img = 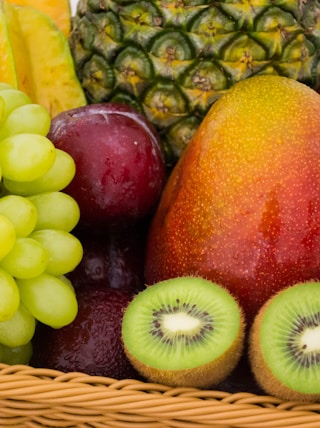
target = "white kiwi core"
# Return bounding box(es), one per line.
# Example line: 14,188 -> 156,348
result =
300,325 -> 320,353
163,312 -> 200,332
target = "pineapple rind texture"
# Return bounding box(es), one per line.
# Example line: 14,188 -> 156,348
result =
70,0 -> 320,165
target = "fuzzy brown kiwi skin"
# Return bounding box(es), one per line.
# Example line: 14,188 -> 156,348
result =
123,308 -> 246,389
249,290 -> 320,403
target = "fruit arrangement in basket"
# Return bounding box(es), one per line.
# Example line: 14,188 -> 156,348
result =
1,1 -> 320,425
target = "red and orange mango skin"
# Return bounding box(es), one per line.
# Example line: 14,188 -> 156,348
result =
145,75 -> 320,326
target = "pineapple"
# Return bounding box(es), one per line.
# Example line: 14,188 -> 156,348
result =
70,0 -> 320,166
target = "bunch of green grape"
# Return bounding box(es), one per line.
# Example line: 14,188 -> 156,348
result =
0,83 -> 83,365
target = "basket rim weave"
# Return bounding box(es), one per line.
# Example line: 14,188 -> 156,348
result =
0,362 -> 320,427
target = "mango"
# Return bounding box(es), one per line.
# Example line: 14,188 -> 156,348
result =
145,75 -> 320,326
0,0 -> 86,117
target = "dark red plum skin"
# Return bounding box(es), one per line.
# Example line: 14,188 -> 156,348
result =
67,224 -> 147,293
48,103 -> 166,228
31,286 -> 139,380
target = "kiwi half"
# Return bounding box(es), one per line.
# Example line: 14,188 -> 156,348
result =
121,276 -> 245,388
249,281 -> 320,402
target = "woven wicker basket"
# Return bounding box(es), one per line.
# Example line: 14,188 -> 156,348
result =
1,362 -> 320,428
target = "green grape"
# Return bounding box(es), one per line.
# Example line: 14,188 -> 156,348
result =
1,341 -> 33,365
0,83 -> 13,91
0,89 -> 31,118
0,133 -> 56,182
30,229 -> 83,276
0,194 -> 37,237
0,303 -> 35,347
58,274 -> 76,294
17,273 -> 78,328
0,237 -> 49,279
0,267 -> 19,321
0,96 -> 5,127
3,149 -> 76,195
28,191 -> 80,232
0,104 -> 51,141
0,214 -> 16,260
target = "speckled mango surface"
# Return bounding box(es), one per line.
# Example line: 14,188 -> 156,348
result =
145,75 -> 320,325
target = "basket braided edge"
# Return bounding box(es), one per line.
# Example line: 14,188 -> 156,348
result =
0,363 -> 320,428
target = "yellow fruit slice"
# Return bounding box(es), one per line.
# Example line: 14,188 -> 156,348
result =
6,0 -> 71,37
4,1 -> 86,117
0,0 -> 17,88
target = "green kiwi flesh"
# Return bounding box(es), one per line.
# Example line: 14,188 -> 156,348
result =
249,281 -> 320,402
121,276 -> 245,388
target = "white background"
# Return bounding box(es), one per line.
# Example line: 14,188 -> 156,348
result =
70,0 -> 78,15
